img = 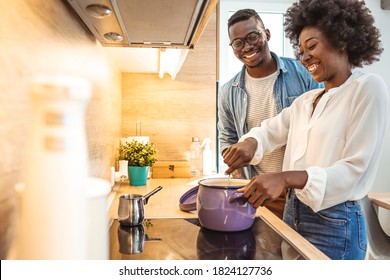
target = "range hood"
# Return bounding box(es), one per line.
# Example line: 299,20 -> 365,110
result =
66,0 -> 218,49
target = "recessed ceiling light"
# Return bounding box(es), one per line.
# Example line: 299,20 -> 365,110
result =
104,32 -> 123,42
86,4 -> 112,18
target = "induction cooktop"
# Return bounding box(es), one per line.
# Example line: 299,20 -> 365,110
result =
109,217 -> 304,260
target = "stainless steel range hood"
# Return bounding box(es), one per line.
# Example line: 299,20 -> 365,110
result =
66,0 -> 217,48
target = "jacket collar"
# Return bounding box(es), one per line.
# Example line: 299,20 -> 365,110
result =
234,51 -> 285,88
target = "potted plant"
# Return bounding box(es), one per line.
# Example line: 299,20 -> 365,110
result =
117,139 -> 158,186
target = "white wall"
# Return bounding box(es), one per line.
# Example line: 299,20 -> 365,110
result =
364,0 -> 390,235
364,1 -> 390,192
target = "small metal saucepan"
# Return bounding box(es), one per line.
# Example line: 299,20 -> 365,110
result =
118,186 -> 163,226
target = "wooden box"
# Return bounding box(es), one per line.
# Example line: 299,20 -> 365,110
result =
152,161 -> 190,178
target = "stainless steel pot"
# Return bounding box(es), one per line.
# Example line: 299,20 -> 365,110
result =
118,186 -> 163,226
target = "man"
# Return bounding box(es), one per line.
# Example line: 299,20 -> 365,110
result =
218,9 -> 322,219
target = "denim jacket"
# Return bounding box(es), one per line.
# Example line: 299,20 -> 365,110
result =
218,52 -> 323,179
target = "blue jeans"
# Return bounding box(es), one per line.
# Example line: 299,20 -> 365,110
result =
283,190 -> 367,260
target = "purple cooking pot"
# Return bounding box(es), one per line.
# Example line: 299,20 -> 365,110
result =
197,178 -> 256,232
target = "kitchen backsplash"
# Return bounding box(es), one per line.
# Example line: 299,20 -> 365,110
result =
121,12 -> 217,164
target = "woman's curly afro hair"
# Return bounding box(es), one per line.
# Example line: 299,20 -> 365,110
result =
284,0 -> 383,68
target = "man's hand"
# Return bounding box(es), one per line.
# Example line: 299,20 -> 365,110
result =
222,137 -> 258,174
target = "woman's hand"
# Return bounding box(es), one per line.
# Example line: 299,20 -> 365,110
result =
223,137 -> 258,174
237,173 -> 286,208
237,171 -> 308,208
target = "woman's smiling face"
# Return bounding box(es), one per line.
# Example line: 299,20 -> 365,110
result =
299,26 -> 350,89
228,17 -> 270,69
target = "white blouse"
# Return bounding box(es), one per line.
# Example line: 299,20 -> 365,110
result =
242,71 -> 389,212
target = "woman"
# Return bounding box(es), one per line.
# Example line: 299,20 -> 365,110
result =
222,0 -> 388,260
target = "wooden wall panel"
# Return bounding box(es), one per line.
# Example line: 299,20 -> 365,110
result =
122,11 -> 217,169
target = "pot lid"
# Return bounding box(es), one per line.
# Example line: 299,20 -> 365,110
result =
179,178 -> 250,212
198,178 -> 250,189
179,185 -> 198,212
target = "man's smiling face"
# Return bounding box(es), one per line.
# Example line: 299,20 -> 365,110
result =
228,17 -> 270,69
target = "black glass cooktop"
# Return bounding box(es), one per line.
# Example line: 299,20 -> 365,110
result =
109,217 -> 303,260
110,217 -> 299,260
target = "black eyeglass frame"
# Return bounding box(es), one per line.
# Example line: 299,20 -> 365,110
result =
229,30 -> 265,51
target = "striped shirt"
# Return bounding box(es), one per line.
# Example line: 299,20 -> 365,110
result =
245,69 -> 285,175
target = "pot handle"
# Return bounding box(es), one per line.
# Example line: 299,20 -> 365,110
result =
228,192 -> 248,206
143,185 -> 163,205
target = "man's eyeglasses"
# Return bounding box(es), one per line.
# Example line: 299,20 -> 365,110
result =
229,30 -> 264,51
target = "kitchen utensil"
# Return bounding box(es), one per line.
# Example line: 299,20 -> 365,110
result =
118,186 -> 163,226
197,178 -> 256,232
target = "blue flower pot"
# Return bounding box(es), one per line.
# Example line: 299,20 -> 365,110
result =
128,166 -> 149,186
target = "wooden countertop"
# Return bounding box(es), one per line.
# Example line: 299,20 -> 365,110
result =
109,178 -> 329,260
368,192 -> 390,211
